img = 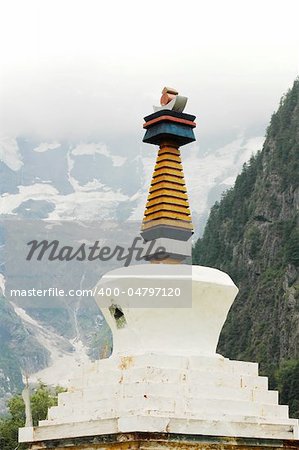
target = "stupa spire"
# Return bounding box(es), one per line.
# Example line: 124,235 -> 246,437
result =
141,87 -> 196,263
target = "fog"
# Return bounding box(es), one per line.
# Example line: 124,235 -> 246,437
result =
0,0 -> 298,143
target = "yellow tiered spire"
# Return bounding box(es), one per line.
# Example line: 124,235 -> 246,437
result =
142,143 -> 193,231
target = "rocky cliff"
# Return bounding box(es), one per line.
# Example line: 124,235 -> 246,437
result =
193,78 -> 299,417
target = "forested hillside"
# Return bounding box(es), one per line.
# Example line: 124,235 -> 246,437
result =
193,79 -> 299,417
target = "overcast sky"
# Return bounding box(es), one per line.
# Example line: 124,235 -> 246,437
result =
0,0 -> 298,144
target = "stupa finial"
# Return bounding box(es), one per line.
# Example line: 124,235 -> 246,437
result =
152,86 -> 188,113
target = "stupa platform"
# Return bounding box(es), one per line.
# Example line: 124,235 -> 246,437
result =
19,266 -> 299,448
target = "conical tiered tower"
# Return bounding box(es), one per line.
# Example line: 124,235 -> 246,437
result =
141,87 -> 196,263
142,143 -> 192,235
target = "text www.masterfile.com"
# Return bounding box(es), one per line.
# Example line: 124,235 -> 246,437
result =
9,287 -> 182,298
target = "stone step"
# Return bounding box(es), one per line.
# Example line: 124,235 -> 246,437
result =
50,394 -> 289,422
59,382 -> 278,408
42,409 -> 298,435
84,354 -> 259,376
35,415 -> 298,441
69,367 -> 268,392
186,397 -> 289,419
187,370 -> 268,390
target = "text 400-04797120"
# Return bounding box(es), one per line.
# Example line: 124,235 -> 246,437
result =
96,287 -> 181,297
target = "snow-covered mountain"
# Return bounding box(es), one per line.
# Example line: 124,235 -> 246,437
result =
0,134 -> 264,231
0,132 -> 264,407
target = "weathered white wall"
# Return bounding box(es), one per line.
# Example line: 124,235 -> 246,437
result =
98,265 -> 238,356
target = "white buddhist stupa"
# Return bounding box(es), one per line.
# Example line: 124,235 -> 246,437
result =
19,88 -> 299,450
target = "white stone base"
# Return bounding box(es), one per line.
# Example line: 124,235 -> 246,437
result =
19,266 -> 299,444
19,352 -> 299,443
